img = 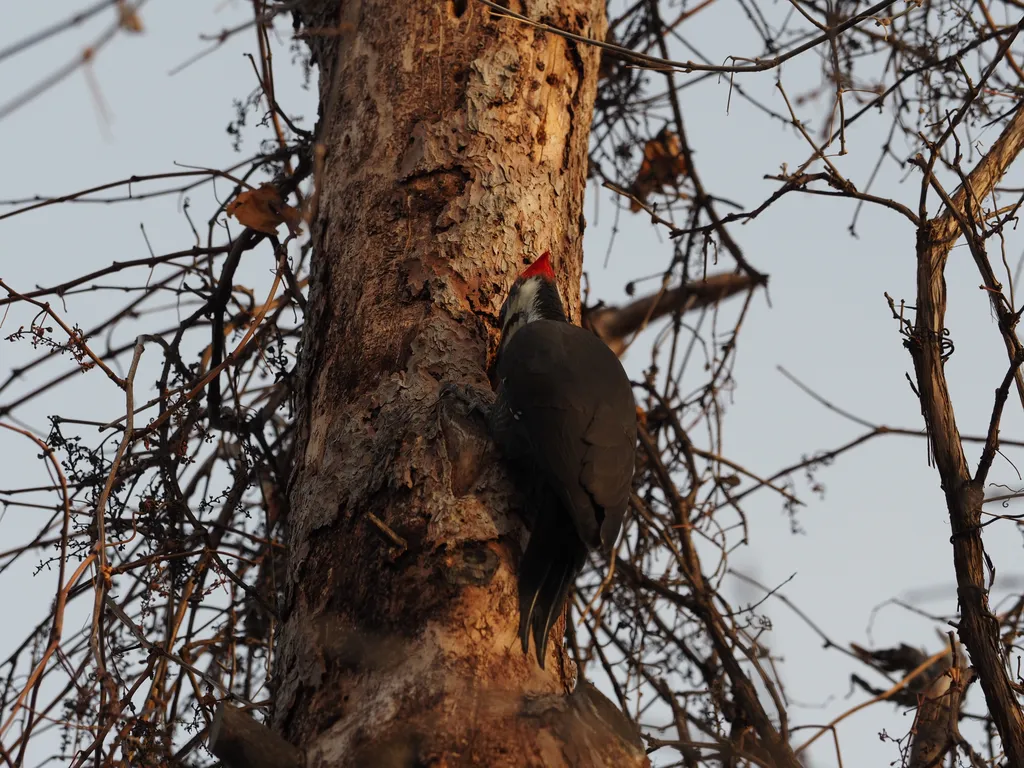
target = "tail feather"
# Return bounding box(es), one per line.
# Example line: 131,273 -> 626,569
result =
517,554 -> 550,655
517,512 -> 587,668
531,558 -> 573,667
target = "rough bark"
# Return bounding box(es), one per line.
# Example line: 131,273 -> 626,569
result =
907,641 -> 968,768
852,640 -> 972,767
908,105 -> 1024,764
275,1 -> 648,766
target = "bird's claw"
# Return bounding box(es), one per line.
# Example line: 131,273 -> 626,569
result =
439,382 -> 493,419
439,381 -> 468,401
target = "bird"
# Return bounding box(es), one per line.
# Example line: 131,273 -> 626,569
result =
478,251 -> 638,667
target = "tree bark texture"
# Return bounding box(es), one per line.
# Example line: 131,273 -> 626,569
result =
276,2 -> 648,766
903,638 -> 969,768
908,105 -> 1024,764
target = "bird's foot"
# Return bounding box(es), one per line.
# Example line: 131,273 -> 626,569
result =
438,382 -> 495,423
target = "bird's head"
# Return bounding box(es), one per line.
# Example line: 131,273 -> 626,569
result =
497,252 -> 567,348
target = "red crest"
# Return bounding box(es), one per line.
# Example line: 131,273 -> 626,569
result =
520,252 -> 555,280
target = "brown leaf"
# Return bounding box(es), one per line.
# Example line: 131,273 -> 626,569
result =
598,28 -> 620,81
629,129 -> 687,212
117,1 -> 144,33
635,406 -> 648,427
226,184 -> 303,236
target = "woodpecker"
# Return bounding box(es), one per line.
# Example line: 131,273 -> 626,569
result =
471,252 -> 638,667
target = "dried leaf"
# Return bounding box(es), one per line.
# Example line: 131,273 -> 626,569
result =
597,28 -> 619,81
629,129 -> 687,212
226,184 -> 303,236
720,474 -> 741,488
117,1 -> 144,33
635,406 -> 647,427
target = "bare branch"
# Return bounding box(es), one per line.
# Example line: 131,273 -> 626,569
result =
584,272 -> 760,355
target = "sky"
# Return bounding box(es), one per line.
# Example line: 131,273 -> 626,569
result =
2,1 -> 1023,766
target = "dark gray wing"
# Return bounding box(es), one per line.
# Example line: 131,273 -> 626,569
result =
495,320 -> 637,550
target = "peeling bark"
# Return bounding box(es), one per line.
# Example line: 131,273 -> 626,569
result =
276,1 -> 648,765
908,105 -> 1024,765
907,643 -> 969,768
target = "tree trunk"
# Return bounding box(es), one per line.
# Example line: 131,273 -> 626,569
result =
274,1 -> 648,765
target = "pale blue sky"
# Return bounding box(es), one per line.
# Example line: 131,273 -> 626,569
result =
2,2 -> 1022,766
